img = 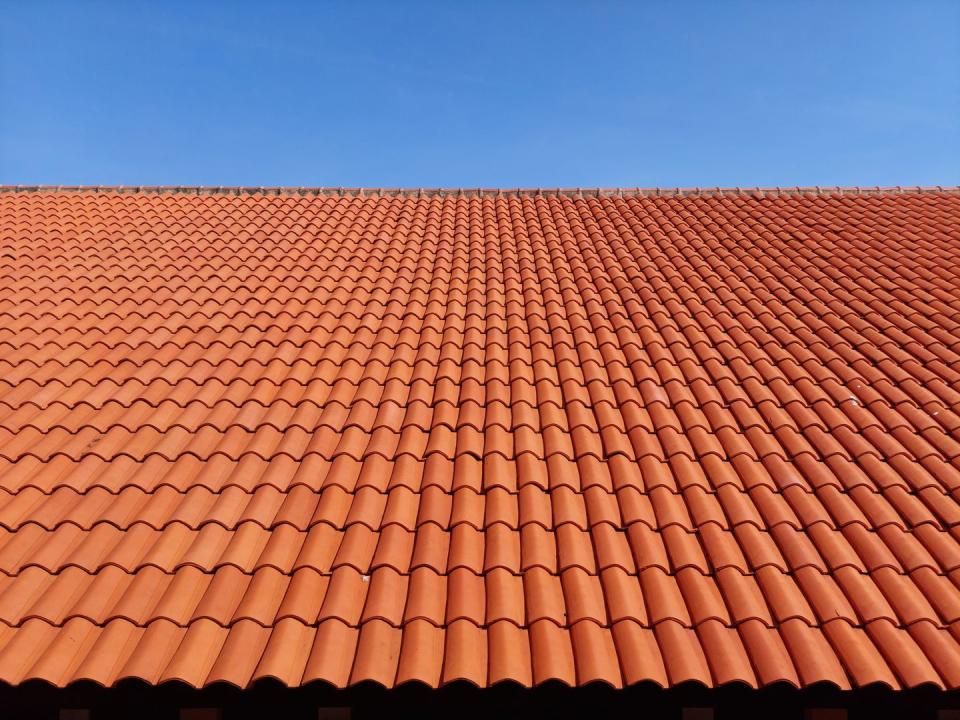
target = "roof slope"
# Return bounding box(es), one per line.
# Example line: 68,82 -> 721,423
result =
0,188 -> 959,690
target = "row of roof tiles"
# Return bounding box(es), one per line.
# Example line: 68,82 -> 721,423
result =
0,277 -> 954,320
0,424 -> 960,472
0,405 -> 953,468
2,615 -> 958,690
2,397 -> 956,444
0,183 -> 684,195
0,338 -> 956,382
0,294 -> 952,347
0,453 -> 956,503
0,337 -> 950,388
1,564 -> 958,630
0,345 -> 952,414
1,520 -> 957,576
0,483 -> 956,532
0,382 -> 955,445
0,343 -> 954,410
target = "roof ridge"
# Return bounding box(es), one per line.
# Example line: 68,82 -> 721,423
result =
1,185 -> 959,197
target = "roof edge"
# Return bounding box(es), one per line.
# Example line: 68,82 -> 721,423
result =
1,185 -> 958,198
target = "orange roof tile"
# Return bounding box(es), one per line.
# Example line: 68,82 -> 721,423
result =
0,186 -> 959,690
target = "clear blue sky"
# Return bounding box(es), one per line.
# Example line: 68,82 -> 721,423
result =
2,1 -> 958,187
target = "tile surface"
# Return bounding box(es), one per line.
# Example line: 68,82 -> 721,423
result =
0,187 -> 959,689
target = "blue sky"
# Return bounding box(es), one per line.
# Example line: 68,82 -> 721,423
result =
1,1 -> 958,187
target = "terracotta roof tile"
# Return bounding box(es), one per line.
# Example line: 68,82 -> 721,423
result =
0,187 -> 958,688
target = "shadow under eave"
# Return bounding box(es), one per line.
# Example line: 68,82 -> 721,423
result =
1,679 -> 959,720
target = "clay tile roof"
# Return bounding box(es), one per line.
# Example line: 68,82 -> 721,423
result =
0,185 -> 959,690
